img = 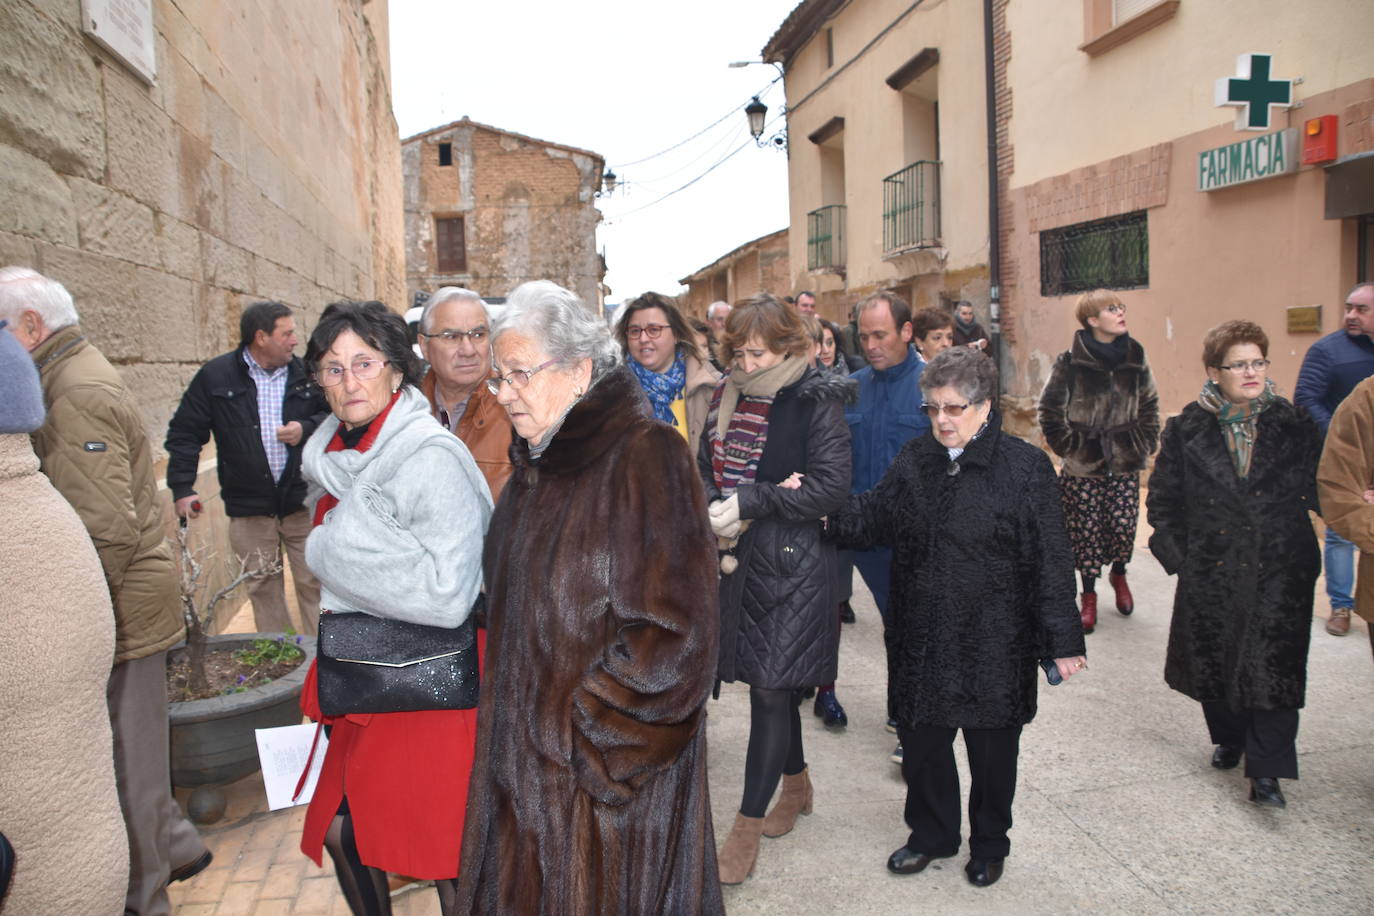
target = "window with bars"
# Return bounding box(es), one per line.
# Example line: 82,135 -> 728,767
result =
1040,210 -> 1148,296
435,217 -> 466,274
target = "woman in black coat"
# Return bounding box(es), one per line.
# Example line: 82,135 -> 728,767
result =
829,347 -> 1086,889
1146,320 -> 1320,809
699,294 -> 852,885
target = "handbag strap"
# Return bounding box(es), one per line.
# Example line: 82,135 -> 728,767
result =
292,721 -> 325,803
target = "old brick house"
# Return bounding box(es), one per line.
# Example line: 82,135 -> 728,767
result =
679,227 -> 790,319
403,118 -> 606,308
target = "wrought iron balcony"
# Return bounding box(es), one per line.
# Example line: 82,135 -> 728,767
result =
882,160 -> 941,253
807,205 -> 847,271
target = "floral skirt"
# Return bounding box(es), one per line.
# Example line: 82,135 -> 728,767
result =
1058,471 -> 1140,577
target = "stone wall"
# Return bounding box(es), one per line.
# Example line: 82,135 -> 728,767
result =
680,228 -> 790,318
0,0 -> 405,446
404,118 -> 604,308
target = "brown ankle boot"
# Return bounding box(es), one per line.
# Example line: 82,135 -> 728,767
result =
717,812 -> 765,884
762,767 -> 814,837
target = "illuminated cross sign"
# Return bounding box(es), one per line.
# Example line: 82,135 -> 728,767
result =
1215,53 -> 1293,131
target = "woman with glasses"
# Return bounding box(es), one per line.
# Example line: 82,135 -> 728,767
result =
297,301 -> 492,915
1147,320 -> 1320,809
457,281 -> 723,914
615,292 -> 721,451
1037,289 -> 1159,633
828,347 -> 1085,888
703,294 -> 852,884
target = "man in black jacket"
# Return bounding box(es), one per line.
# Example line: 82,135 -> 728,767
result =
165,301 -> 328,635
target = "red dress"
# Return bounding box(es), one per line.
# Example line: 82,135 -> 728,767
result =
298,400 -> 481,879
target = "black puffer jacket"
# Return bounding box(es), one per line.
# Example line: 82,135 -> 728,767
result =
828,411 -> 1085,729
1146,398 -> 1320,710
700,368 -> 853,689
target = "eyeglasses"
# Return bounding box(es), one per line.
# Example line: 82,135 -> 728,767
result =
419,326 -> 488,344
1103,304 -> 1125,315
314,359 -> 390,388
627,324 -> 670,340
922,402 -> 972,418
485,358 -> 558,395
1217,359 -> 1271,373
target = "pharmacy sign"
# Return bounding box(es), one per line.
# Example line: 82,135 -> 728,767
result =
1215,54 -> 1293,131
1198,128 -> 1298,192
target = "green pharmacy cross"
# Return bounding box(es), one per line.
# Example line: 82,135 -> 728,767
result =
1215,53 -> 1294,131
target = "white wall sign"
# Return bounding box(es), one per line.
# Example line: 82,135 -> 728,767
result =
1198,128 -> 1298,192
82,0 -> 156,85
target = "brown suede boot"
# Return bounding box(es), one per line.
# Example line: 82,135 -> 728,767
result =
717,812 -> 765,884
762,767 -> 814,837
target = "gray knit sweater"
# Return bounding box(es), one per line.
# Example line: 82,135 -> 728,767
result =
302,387 -> 492,628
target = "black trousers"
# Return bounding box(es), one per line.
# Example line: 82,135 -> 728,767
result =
1201,702 -> 1300,779
897,724 -> 1022,860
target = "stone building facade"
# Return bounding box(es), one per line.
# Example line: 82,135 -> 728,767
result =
0,0 -> 404,445
403,118 -> 605,309
679,228 -> 790,318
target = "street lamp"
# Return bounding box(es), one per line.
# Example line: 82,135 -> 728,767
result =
744,97 -> 768,141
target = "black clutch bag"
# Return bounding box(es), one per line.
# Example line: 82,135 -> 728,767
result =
316,605 -> 479,716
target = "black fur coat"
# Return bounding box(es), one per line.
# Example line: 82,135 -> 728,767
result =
1146,398 -> 1320,710
828,411 -> 1084,729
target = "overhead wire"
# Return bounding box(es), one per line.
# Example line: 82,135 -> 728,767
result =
608,74 -> 782,170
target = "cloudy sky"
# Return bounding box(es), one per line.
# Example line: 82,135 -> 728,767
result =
388,1 -> 800,304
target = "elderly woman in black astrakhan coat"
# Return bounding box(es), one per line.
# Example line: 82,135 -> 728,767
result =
828,347 -> 1085,889
1146,320 -> 1320,809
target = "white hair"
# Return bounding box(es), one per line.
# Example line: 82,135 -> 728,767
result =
0,266 -> 79,331
493,281 -> 620,382
707,300 -> 731,320
420,286 -> 487,332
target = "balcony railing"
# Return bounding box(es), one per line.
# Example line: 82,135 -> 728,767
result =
882,160 -> 941,253
807,205 -> 847,271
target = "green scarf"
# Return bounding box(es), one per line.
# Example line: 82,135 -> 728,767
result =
1196,378 -> 1276,479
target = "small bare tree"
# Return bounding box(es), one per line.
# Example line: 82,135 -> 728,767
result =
176,522 -> 283,696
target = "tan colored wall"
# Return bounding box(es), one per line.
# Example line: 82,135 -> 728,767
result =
0,0 -> 405,447
404,121 -> 603,308
781,0 -> 990,305
681,230 -> 791,318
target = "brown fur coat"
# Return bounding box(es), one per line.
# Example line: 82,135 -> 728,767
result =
456,366 -> 723,914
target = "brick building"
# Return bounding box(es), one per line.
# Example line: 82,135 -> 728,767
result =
403,118 -> 606,309
678,227 -> 790,318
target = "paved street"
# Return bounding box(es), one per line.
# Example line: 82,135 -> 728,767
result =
171,541 -> 1374,915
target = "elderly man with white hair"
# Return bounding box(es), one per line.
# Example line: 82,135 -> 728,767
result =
416,286 -> 514,500
0,266 -> 211,914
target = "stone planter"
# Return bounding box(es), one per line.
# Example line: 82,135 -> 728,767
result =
167,632 -> 315,821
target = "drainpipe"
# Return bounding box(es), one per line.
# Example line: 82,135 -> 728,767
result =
982,0 -> 1002,393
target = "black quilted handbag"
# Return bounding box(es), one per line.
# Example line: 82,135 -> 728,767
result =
316,601 -> 480,716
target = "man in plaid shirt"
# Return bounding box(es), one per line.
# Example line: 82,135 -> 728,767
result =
166,301 -> 329,634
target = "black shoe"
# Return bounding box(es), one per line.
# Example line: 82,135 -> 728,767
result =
801,686 -> 816,699
813,691 -> 848,729
169,850 -> 213,884
1249,777 -> 1286,808
887,846 -> 955,875
839,600 -> 856,624
1211,744 -> 1242,770
965,857 -> 1004,887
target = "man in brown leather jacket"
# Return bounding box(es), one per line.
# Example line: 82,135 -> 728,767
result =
417,287 -> 514,502
0,266 -> 211,914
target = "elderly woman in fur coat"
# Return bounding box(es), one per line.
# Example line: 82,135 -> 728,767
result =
457,282 -> 722,915
1147,320 -> 1320,809
1038,289 -> 1159,633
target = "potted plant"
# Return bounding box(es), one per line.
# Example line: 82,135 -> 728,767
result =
167,522 -> 316,823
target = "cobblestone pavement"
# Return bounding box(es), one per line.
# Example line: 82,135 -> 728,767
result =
172,543 -> 1374,914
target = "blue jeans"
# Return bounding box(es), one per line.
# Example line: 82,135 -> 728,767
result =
1325,527 -> 1355,610
852,547 -> 892,624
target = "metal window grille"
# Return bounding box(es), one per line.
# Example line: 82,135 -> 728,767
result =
807,205 -> 847,271
1040,210 -> 1148,297
883,160 -> 941,253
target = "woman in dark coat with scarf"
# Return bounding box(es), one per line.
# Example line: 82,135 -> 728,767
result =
829,347 -> 1086,888
1146,320 -> 1320,809
457,281 -> 722,915
1038,289 -> 1159,633
700,294 -> 852,885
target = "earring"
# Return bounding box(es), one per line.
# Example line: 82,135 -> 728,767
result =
573,386 -> 584,400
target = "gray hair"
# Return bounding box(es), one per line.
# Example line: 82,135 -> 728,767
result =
0,266 -> 79,332
420,286 -> 487,332
919,346 -> 998,404
493,281 -> 620,382
707,300 -> 730,320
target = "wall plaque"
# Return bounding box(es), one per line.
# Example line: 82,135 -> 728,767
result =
1286,305 -> 1322,334
82,0 -> 156,85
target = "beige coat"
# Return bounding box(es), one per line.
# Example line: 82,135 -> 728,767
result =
30,326 -> 183,662
0,434 -> 128,914
683,352 -> 722,456
1317,374 -> 1374,622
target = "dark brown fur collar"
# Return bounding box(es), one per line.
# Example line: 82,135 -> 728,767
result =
509,365 -> 649,478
